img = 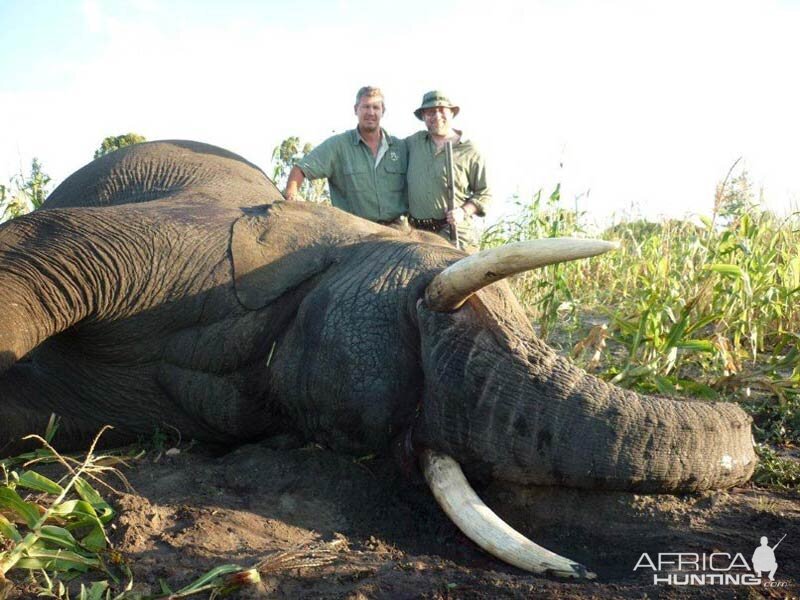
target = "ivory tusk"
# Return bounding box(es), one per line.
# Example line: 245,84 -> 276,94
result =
421,449 -> 596,579
425,238 -> 619,312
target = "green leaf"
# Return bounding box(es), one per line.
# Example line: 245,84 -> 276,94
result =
158,578 -> 174,594
38,525 -> 80,549
51,500 -> 108,541
0,487 -> 41,528
16,470 -> 64,495
49,501 -> 108,551
74,477 -> 115,522
676,340 -> 715,352
171,563 -> 245,595
80,523 -> 108,552
684,313 -> 722,336
83,581 -> 110,600
706,263 -> 745,278
663,313 -> 690,351
0,514 -> 21,542
51,499 -> 99,521
15,548 -> 100,572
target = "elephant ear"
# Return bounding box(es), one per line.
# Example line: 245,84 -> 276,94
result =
231,202 -> 384,309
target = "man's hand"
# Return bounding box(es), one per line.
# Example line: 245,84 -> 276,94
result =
446,201 -> 476,225
283,166 -> 306,201
446,207 -> 465,225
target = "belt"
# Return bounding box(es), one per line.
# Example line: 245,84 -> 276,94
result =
377,215 -> 406,226
409,216 -> 448,232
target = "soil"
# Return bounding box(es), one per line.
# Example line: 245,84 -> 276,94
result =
10,440 -> 799,599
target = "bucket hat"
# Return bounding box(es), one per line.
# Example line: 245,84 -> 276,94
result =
413,90 -> 460,120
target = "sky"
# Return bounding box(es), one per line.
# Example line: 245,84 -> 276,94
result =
1,0 -> 799,226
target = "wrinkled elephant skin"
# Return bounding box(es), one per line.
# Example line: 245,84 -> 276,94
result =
0,141 -> 756,577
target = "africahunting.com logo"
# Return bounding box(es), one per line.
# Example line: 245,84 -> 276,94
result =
633,535 -> 789,587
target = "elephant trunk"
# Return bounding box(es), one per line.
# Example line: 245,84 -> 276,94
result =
0,211 -> 118,372
0,278 -> 51,373
415,314 -> 756,493
0,224 -> 70,372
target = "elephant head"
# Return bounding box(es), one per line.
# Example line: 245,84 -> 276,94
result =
0,141 -> 756,579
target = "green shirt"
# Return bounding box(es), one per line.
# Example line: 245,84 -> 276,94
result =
298,128 -> 408,222
405,130 -> 492,220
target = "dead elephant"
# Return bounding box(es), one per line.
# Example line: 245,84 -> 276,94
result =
0,140 -> 756,578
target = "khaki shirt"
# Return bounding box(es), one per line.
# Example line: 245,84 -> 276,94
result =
298,128 -> 408,222
405,130 -> 492,220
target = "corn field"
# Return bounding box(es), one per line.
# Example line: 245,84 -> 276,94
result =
482,185 -> 800,464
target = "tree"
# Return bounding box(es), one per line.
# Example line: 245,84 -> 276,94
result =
270,136 -> 330,204
0,158 -> 52,223
94,133 -> 147,159
716,170 -> 759,221
712,158 -> 762,225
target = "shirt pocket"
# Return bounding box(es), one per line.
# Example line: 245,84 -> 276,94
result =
343,162 -> 371,193
381,156 -> 406,193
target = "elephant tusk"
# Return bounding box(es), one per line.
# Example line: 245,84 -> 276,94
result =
421,450 -> 596,580
425,238 -> 619,312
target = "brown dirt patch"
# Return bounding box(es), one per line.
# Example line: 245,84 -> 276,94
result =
7,442 -> 799,599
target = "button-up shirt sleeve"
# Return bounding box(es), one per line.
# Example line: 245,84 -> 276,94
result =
467,154 -> 491,217
297,137 -> 337,180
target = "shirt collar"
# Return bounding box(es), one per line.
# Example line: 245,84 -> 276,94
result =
352,127 -> 394,145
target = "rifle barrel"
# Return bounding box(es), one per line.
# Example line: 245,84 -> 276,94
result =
444,141 -> 458,245
772,533 -> 787,550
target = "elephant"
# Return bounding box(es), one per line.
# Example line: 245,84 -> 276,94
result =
0,140 -> 756,579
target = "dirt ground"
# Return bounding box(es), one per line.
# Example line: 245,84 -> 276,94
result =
10,438 -> 797,599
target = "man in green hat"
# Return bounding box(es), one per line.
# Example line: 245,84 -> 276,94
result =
283,86 -> 408,225
405,90 -> 492,250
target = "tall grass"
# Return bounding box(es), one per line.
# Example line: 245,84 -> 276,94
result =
482,186 -> 800,452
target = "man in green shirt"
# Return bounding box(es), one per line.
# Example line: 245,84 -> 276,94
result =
283,86 -> 408,225
406,91 -> 492,250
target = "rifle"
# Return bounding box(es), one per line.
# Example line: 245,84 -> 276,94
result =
444,141 -> 459,246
